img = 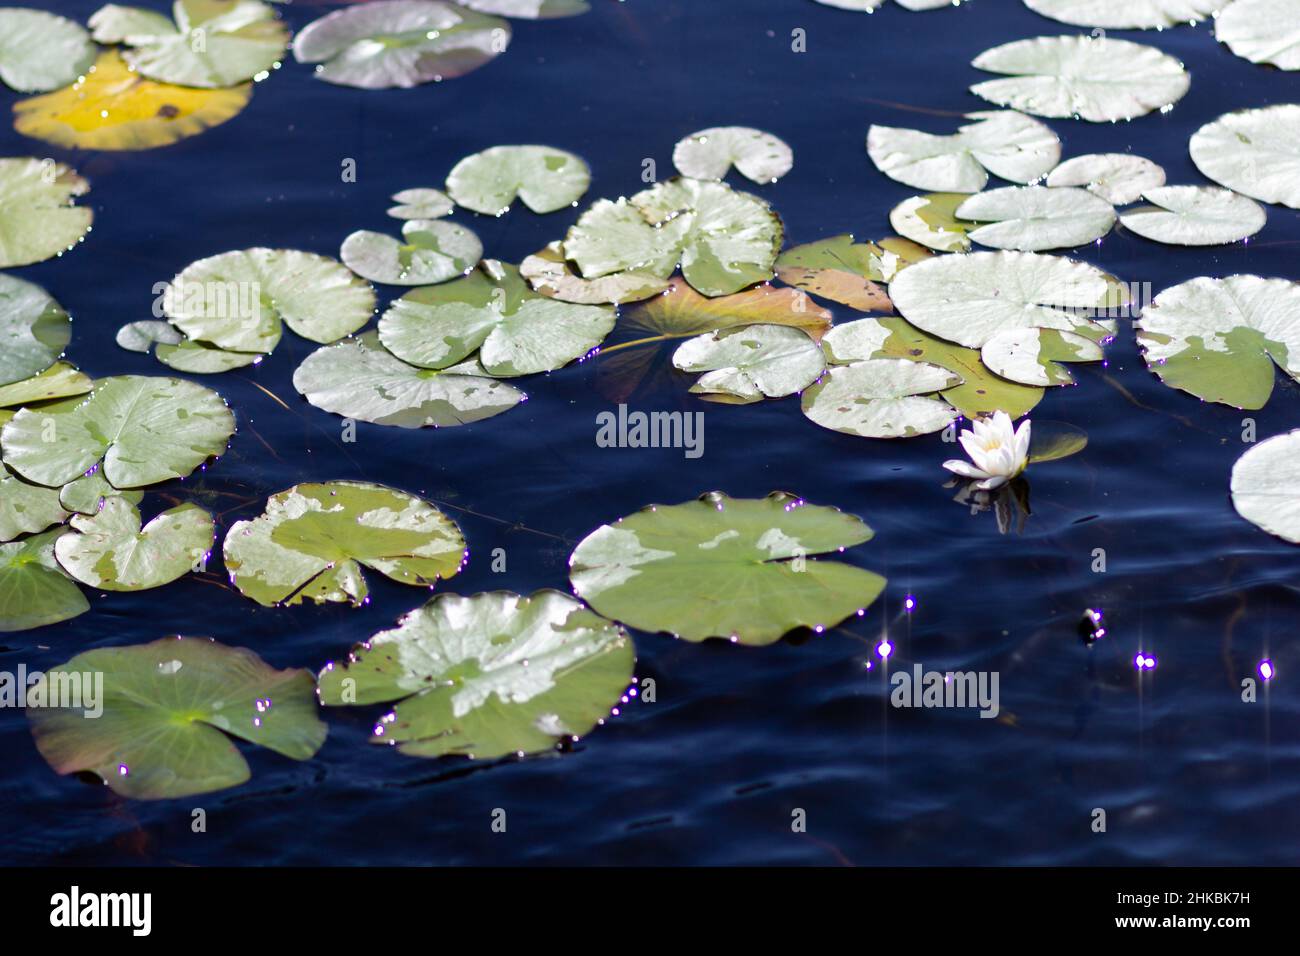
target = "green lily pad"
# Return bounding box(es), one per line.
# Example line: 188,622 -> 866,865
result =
889,194 -> 974,253
820,316 -> 1044,419
378,261 -> 614,375
446,145 -> 590,216
672,126 -> 793,184
1190,106 -> 1300,210
1027,420 -> 1088,463
1231,429 -> 1300,542
0,363 -> 92,414
867,110 -> 1060,193
293,0 -> 508,89
1218,0 -> 1300,70
0,463 -> 67,543
55,497 -> 213,591
802,358 -> 962,438
520,241 -> 669,305
0,157 -> 93,268
340,219 -> 482,286
1119,185 -> 1266,246
1136,275 -> 1300,409
673,324 -> 825,400
165,248 -> 376,355
293,332 -> 525,428
1023,0 -> 1216,28
0,273 -> 70,387
957,185 -> 1116,251
90,0 -> 288,88
1045,152 -> 1166,205
0,8 -> 96,93
0,374 -> 236,489
28,636 -> 327,799
0,528 -> 88,632
318,588 -> 631,759
57,469 -> 144,516
224,480 -> 466,607
569,491 -> 886,645
775,234 -> 929,309
115,319 -> 182,354
970,35 -> 1190,122
459,0 -> 589,16
388,187 -> 454,220
980,327 -> 1104,386
156,339 -> 262,374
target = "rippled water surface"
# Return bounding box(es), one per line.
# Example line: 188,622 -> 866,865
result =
3,0 -> 1300,866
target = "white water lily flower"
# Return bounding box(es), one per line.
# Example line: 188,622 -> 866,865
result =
943,411 -> 1031,490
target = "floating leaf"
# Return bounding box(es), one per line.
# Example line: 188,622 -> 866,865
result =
224,480 -> 465,606
57,470 -> 143,516
0,157 -> 92,268
1119,185 -> 1266,246
673,324 -> 825,400
445,144 -> 590,215
970,35 -> 1189,122
319,589 -> 630,758
458,0 -> 589,16
0,8 -> 95,93
956,185 -> 1116,251
1026,420 -> 1088,463
0,374 -> 236,489
294,331 -> 524,427
340,219 -> 481,286
292,0 -> 507,89
569,491 -> 886,645
54,498 -> 213,592
90,0 -> 288,87
1136,275 -> 1300,409
1231,430 -> 1300,542
157,339 -> 261,373
821,316 -> 1044,419
867,110 -> 1060,193
379,261 -> 613,375
165,248 -> 375,354
29,636 -> 327,799
672,126 -> 793,184
889,194 -> 973,253
116,319 -> 182,353
802,358 -> 961,438
774,234 -> 928,309
12,50 -> 251,152
980,327 -> 1103,386
1045,152 -> 1165,205
388,187 -> 454,220
888,250 -> 1112,349
519,241 -> 668,305
814,0 -> 965,9
1190,106 -> 1300,210
0,363 -> 92,416
0,463 -> 67,543
1023,0 -> 1217,28
0,528 -> 88,631
0,273 -> 69,387
1217,0 -> 1300,70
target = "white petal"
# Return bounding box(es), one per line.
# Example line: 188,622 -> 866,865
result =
944,459 -> 992,479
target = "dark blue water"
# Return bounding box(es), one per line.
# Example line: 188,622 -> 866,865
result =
3,0 -> 1299,865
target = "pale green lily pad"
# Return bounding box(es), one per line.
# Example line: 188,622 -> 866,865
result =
459,0 -> 589,16
814,0 -> 967,11
0,463 -> 67,543
520,241 -> 669,305
566,178 -> 783,298
156,339 -> 261,374
569,491 -> 886,645
379,261 -> 614,376
673,325 -> 825,400
0,363 -> 92,413
821,316 -> 1044,419
775,234 -> 929,309
1218,0 -> 1300,70
0,9 -> 96,93
0,157 -> 93,268
867,110 -> 1061,192
1027,420 -> 1089,463
0,528 -> 88,631
1046,153 -> 1165,205
446,145 -> 590,215
1023,0 -> 1216,27
165,248 -> 376,354
341,219 -> 481,287
292,0 -> 508,89
28,636 -> 327,799
980,327 -> 1104,386
1190,106 -> 1300,210
319,589 -> 631,759
672,127 -> 793,184
224,480 -> 466,607
115,320 -> 182,354
888,250 -> 1113,349
1231,430 -> 1300,542
889,194 -> 974,253
58,469 -> 143,516
388,187 -> 454,220
802,358 -> 961,438
0,374 -> 236,489
1136,275 -> 1300,409
90,0 -> 288,88
957,185 -> 1116,251
293,332 -> 525,428
55,498 -> 213,591
0,273 -> 70,387
1119,186 -> 1266,246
